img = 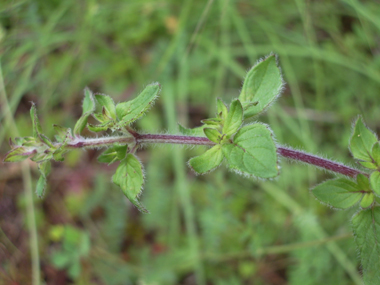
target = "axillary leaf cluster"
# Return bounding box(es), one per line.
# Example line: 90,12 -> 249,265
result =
4,54 -> 380,284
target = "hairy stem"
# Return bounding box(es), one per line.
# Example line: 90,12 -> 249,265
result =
63,133 -> 364,178
276,147 -> 365,178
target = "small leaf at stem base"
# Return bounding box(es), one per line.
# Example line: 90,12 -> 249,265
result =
189,145 -> 224,174
203,128 -> 221,143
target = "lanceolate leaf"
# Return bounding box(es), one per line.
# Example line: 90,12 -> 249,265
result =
95,94 -> 116,120
239,55 -> 283,119
223,99 -> 243,137
36,161 -> 51,197
349,116 -> 378,162
222,123 -> 278,178
3,147 -> 36,162
112,154 -> 148,213
30,103 -> 43,139
370,171 -> 380,196
312,178 -> 363,209
352,207 -> 380,284
116,83 -> 160,126
73,88 -> 96,136
189,145 -> 224,174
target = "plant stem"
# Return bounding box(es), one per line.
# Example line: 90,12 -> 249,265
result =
276,146 -> 365,178
64,133 -> 364,178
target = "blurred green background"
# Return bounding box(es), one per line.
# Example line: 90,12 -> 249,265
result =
0,0 -> 379,284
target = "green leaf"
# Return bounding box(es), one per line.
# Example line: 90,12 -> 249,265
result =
98,145 -> 127,164
222,123 -> 278,178
116,83 -> 160,125
16,137 -> 27,145
93,111 -> 109,123
349,116 -> 378,162
312,178 -> 363,209
3,146 -> 36,162
178,124 -> 206,137
370,171 -> 380,196
217,98 -> 228,120
30,103 -> 43,139
21,137 -> 41,147
239,55 -> 283,119
357,173 -> 370,190
73,88 -> 96,136
53,125 -> 72,143
40,134 -> 53,147
372,142 -> 380,166
31,152 -> 53,163
360,161 -> 378,169
30,104 -> 53,146
87,122 -> 113,132
204,128 -> 221,143
36,161 -> 51,197
360,193 -> 374,208
95,94 -> 116,120
222,99 -> 243,136
201,118 -> 223,126
82,88 -> 96,113
53,128 -> 72,161
351,207 -> 380,284
188,145 -> 224,174
112,154 -> 148,213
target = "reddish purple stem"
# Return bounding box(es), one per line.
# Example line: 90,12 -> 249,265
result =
63,133 -> 364,178
137,134 -> 364,178
277,147 -> 365,178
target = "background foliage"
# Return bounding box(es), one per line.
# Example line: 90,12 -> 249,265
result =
1,0 -> 380,284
